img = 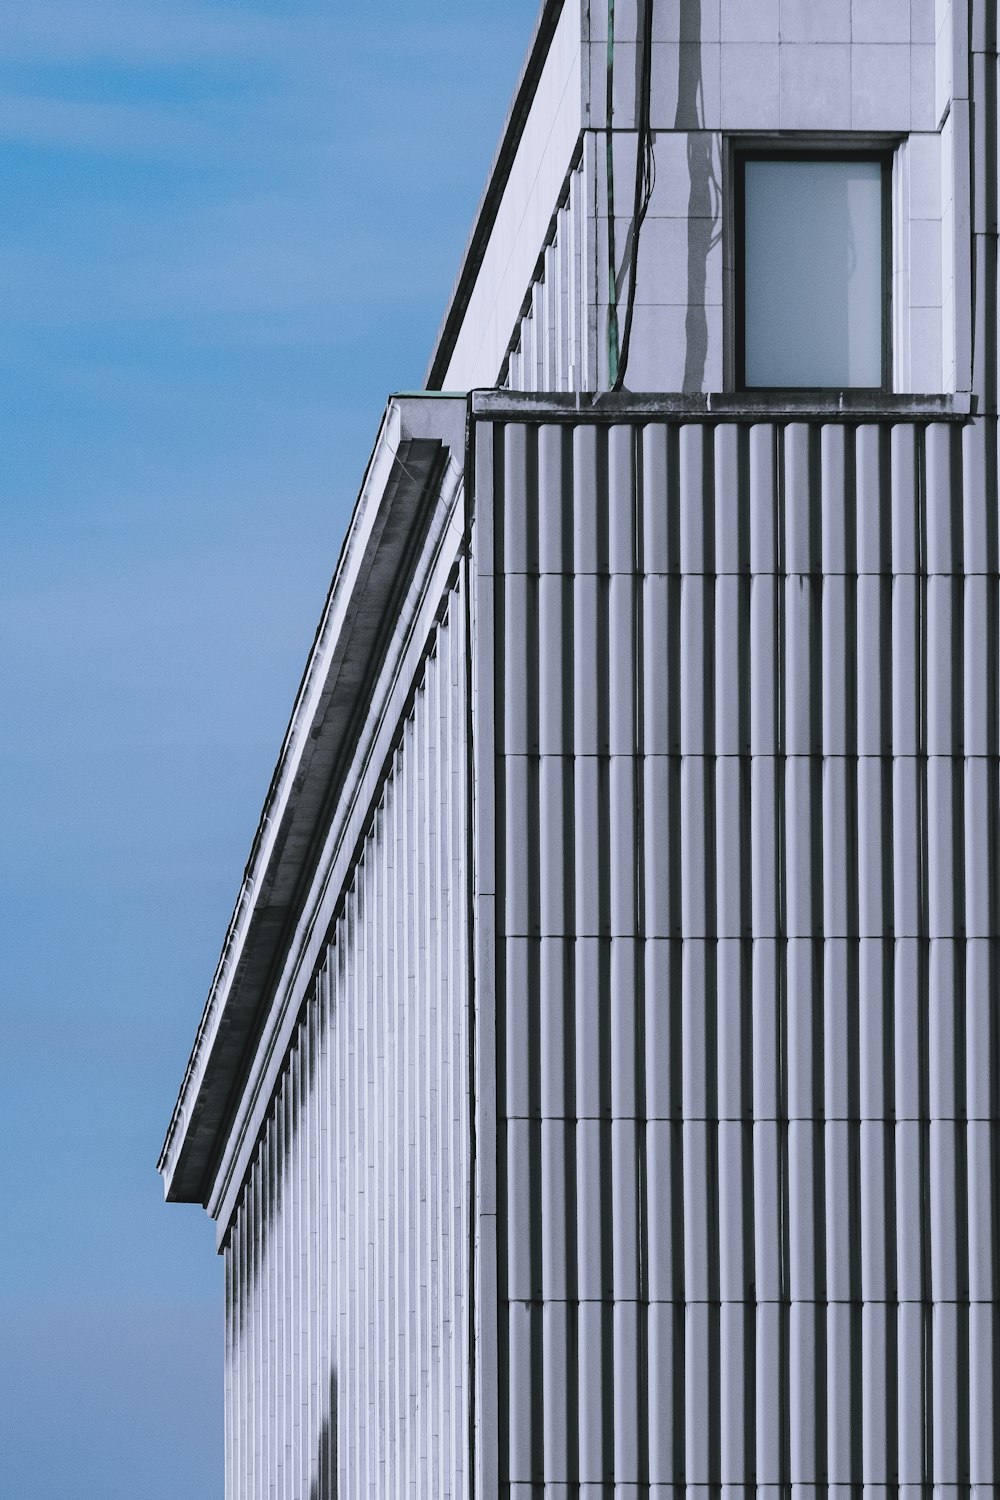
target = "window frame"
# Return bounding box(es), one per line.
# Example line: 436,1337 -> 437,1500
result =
730,141 -> 895,395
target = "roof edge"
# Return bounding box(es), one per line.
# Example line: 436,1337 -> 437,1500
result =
207,439 -> 468,1241
159,394 -> 467,1202
424,0 -> 567,390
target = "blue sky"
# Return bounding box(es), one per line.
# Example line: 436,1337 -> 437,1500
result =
0,2 -> 539,1494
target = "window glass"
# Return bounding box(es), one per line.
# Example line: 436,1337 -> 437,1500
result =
742,156 -> 885,389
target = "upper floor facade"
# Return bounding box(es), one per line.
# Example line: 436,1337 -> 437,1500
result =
429,0 -> 982,403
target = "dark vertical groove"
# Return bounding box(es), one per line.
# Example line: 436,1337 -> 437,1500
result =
838,426 -> 859,1494
597,428 -> 616,1490
878,429 -> 897,1495
737,422 -> 756,1490
737,425 -> 752,589
917,429 -> 934,1498
599,954 -> 615,1484
742,1108 -> 757,1494
458,516 -> 479,1500
887,423 -> 917,1476
845,429 -> 869,1494
701,426 -> 722,1490
951,431 -> 972,1496
561,427 -> 580,1492
992,931 -> 1000,1498
812,428 -> 829,1496
986,427 -> 1000,1498
706,935 -> 722,1491
877,414 -> 899,1493
666,416 -> 683,1449
596,424 -> 611,587
955,937 -> 971,1495
775,427 -> 792,1495
525,424 -> 540,579
812,936 -> 829,1493
878,422 -> 893,578
668,432 -> 685,1496
670,990 -> 686,1490
633,424 -> 650,1494
493,429 -> 510,1493
521,450 -> 543,1478
883,958 -> 899,1496
810,423 -> 824,576
530,1130 -> 544,1486
919,944 -> 934,1497
847,853 -> 863,1495
529,956 -> 544,1482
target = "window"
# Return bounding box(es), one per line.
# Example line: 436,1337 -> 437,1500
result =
737,151 -> 890,391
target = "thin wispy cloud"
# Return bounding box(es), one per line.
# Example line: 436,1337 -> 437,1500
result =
0,90 -> 227,154
0,0 -> 316,67
0,214 -> 442,330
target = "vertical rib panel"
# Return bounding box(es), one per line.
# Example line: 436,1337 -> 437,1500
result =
486,408 -> 999,1499
502,158 -> 591,393
222,584 -> 469,1500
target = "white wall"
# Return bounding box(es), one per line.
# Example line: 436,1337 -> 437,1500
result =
472,0 -> 969,396
223,589 -> 472,1500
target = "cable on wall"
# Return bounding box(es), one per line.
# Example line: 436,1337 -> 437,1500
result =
606,0 -> 621,386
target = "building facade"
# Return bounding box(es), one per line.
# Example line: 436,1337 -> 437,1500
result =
161,3 -> 1000,1496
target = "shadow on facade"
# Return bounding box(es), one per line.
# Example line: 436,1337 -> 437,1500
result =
308,1368 -> 338,1500
677,0 -> 721,392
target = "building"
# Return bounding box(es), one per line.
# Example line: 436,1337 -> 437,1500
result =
160,3 -> 1000,1496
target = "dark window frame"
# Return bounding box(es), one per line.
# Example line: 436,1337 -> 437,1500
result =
734,145 -> 894,394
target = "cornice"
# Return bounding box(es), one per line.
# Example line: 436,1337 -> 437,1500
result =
158,395 -> 467,1206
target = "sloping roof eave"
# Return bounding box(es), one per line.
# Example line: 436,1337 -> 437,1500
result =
158,394 -> 468,1206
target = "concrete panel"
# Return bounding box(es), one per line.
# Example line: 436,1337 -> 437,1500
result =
852,43 -> 912,129
721,0 -> 780,43
781,0 -> 852,42
779,43 -> 853,128
721,42 -> 781,128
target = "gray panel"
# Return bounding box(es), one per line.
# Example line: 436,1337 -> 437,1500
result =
480,406 -> 1000,1496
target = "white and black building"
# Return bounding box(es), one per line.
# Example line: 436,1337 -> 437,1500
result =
161,4 -> 1000,1495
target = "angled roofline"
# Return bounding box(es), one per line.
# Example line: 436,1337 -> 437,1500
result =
423,0 -> 567,391
159,394 -> 468,1206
